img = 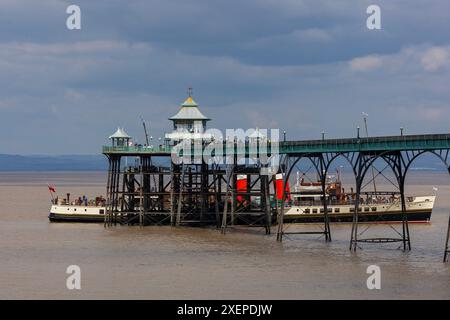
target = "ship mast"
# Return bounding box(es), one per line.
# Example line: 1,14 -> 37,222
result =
295,171 -> 300,192
363,112 -> 377,194
140,116 -> 150,146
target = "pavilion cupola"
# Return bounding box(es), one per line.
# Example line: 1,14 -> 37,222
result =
109,127 -> 131,147
165,89 -> 211,142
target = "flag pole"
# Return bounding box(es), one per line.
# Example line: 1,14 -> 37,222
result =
47,183 -> 55,203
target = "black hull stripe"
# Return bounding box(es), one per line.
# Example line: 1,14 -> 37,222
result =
49,211 -> 432,224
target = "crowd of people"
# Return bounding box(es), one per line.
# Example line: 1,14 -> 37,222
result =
53,194 -> 106,207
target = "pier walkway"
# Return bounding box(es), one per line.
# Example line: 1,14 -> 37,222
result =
103,133 -> 450,155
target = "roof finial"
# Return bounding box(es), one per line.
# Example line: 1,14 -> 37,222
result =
188,87 -> 193,97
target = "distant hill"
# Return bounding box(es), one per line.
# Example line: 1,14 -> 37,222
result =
0,154 -> 108,171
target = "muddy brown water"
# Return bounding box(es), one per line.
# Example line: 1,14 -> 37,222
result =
0,171 -> 449,299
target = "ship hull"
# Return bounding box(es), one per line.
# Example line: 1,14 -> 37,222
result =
282,195 -> 435,224
49,195 -> 435,224
48,205 -> 106,223
48,212 -> 105,222
282,210 -> 431,223
48,210 -> 432,224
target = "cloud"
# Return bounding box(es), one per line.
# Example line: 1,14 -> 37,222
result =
0,40 -> 151,56
349,55 -> 383,72
2,39 -> 450,153
294,28 -> 332,42
421,46 -> 450,71
348,45 -> 450,73
417,106 -> 446,121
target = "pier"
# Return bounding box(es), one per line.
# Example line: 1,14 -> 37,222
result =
103,94 -> 450,252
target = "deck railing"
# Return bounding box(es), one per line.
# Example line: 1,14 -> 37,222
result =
102,133 -> 450,155
102,145 -> 171,154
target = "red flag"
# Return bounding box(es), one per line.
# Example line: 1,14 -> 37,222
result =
48,185 -> 56,193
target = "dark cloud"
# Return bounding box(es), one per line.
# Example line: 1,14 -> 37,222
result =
0,0 -> 450,154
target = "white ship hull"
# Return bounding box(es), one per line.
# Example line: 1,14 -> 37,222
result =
283,195 -> 435,223
48,195 -> 435,223
49,205 -> 106,222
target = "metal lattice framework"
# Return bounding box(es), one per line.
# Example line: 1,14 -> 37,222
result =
275,147 -> 450,251
276,153 -> 332,242
104,133 -> 450,255
103,154 -> 274,234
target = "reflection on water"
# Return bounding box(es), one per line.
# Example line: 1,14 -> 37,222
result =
0,171 -> 449,299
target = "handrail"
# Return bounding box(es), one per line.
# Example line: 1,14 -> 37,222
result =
102,133 -> 450,155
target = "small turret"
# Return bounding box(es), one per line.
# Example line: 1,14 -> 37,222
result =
109,127 -> 131,147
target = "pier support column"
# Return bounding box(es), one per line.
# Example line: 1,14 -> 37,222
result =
399,177 -> 411,251
175,164 -> 186,226
444,215 -> 450,263
221,164 -> 234,234
200,163 -> 209,222
214,168 -> 221,228
277,155 -> 333,242
350,151 -> 411,251
158,172 -> 164,211
104,156 -> 112,228
114,157 -> 121,226
230,172 -> 236,226
169,164 -> 176,226
120,170 -> 127,224
108,157 -> 116,226
139,165 -> 144,226
105,156 -> 121,227
262,173 -> 272,235
318,156 -> 332,242
349,178 -> 361,251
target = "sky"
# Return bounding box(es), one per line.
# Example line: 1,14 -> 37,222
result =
1,0 -> 450,154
